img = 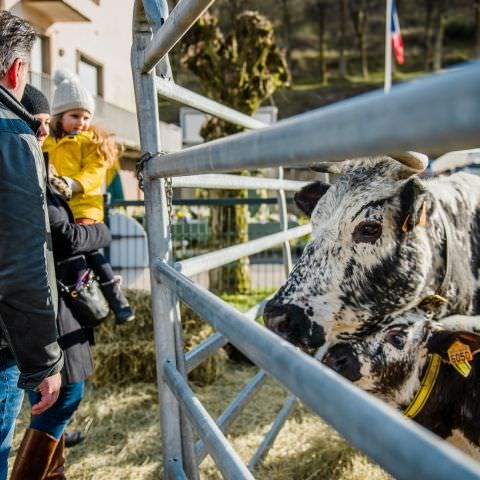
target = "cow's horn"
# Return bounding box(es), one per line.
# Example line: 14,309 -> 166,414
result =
309,162 -> 343,174
389,151 -> 429,171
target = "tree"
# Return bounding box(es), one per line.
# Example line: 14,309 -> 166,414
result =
338,0 -> 348,78
475,0 -> 480,58
423,0 -> 448,71
181,11 -> 290,292
306,0 -> 329,84
423,0 -> 434,70
317,1 -> 327,84
281,0 -> 293,69
349,0 -> 369,78
432,0 -> 448,71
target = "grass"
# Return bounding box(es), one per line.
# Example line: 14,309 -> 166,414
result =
220,289 -> 276,312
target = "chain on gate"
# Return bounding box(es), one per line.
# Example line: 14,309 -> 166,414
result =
136,151 -> 173,221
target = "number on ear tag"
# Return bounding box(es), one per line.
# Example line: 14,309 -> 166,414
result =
448,340 -> 473,377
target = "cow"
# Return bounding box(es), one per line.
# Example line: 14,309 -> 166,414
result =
322,312 -> 480,457
263,154 -> 480,355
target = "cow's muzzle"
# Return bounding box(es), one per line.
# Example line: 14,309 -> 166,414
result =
263,301 -> 325,352
322,344 -> 361,382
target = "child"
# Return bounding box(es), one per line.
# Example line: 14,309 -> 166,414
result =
44,69 -> 135,324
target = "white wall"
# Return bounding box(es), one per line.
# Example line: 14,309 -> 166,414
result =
5,0 -> 137,112
47,0 -> 136,112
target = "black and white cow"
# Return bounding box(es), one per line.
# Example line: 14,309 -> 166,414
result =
264,155 -> 480,353
322,312 -> 480,457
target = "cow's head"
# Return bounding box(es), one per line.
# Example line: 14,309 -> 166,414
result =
264,154 -> 433,352
322,312 -> 480,408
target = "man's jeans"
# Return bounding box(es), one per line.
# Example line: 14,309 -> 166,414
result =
0,350 -> 23,480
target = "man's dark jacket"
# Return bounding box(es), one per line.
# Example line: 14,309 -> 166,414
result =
0,90 -> 63,389
47,182 -> 111,383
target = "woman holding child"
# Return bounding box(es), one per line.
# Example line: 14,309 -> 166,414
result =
11,74 -> 129,479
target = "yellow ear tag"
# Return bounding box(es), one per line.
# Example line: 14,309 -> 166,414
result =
447,340 -> 473,378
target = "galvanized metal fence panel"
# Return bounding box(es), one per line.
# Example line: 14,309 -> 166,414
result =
132,1 -> 480,479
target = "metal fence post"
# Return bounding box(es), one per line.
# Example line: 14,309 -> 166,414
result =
144,1 -> 200,475
132,2 -> 188,477
276,167 -> 292,277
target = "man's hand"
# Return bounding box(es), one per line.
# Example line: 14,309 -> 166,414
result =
31,372 -> 62,416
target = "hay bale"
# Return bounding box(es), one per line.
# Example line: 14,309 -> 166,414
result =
92,340 -> 157,385
92,290 -> 226,386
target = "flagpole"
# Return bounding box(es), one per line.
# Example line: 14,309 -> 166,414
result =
384,0 -> 393,93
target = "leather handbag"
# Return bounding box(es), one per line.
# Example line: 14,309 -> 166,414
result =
58,268 -> 110,327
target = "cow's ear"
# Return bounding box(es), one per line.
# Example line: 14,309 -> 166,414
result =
399,177 -> 431,233
427,330 -> 480,360
294,182 -> 331,217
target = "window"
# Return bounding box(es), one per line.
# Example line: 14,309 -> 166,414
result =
77,54 -> 103,97
30,35 -> 49,74
28,35 -> 51,96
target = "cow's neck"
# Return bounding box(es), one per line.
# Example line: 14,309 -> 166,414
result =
413,357 -> 480,446
421,198 -> 473,316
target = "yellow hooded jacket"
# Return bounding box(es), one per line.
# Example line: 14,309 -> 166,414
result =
43,131 -> 107,221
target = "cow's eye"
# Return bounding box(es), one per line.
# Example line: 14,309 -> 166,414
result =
352,221 -> 382,244
384,330 -> 406,350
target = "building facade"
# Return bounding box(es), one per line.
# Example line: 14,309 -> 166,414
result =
1,0 -> 181,199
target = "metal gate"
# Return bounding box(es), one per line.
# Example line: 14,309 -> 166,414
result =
131,1 -> 480,478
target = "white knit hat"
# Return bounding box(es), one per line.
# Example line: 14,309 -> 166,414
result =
52,69 -> 95,116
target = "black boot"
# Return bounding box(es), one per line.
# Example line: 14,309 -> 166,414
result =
64,430 -> 85,448
100,279 -> 135,324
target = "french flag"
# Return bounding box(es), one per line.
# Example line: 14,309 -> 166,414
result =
391,0 -> 404,64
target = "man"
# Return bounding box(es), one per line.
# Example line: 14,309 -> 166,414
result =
0,10 -> 63,477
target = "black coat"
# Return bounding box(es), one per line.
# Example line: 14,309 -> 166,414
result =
0,93 -> 62,389
47,183 -> 111,384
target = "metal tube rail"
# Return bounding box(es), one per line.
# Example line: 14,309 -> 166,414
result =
186,332 -> 226,373
145,63 -> 480,178
195,371 -> 268,464
110,197 -> 292,209
174,197 -> 292,206
172,174 -> 307,191
166,458 -> 188,480
164,360 -> 255,480
175,224 -> 312,277
248,395 -> 297,470
156,261 -> 480,480
142,0 -> 214,73
186,298 -> 269,373
156,77 -> 266,130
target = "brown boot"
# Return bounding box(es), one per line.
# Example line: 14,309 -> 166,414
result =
10,428 -> 58,479
45,435 -> 66,479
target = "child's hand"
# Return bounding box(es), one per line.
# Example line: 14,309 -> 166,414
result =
50,175 -> 73,200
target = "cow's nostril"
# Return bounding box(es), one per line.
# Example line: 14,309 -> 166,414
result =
323,345 -> 361,382
264,301 -> 325,351
263,302 -> 290,333
332,354 -> 349,371
265,313 -> 289,333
